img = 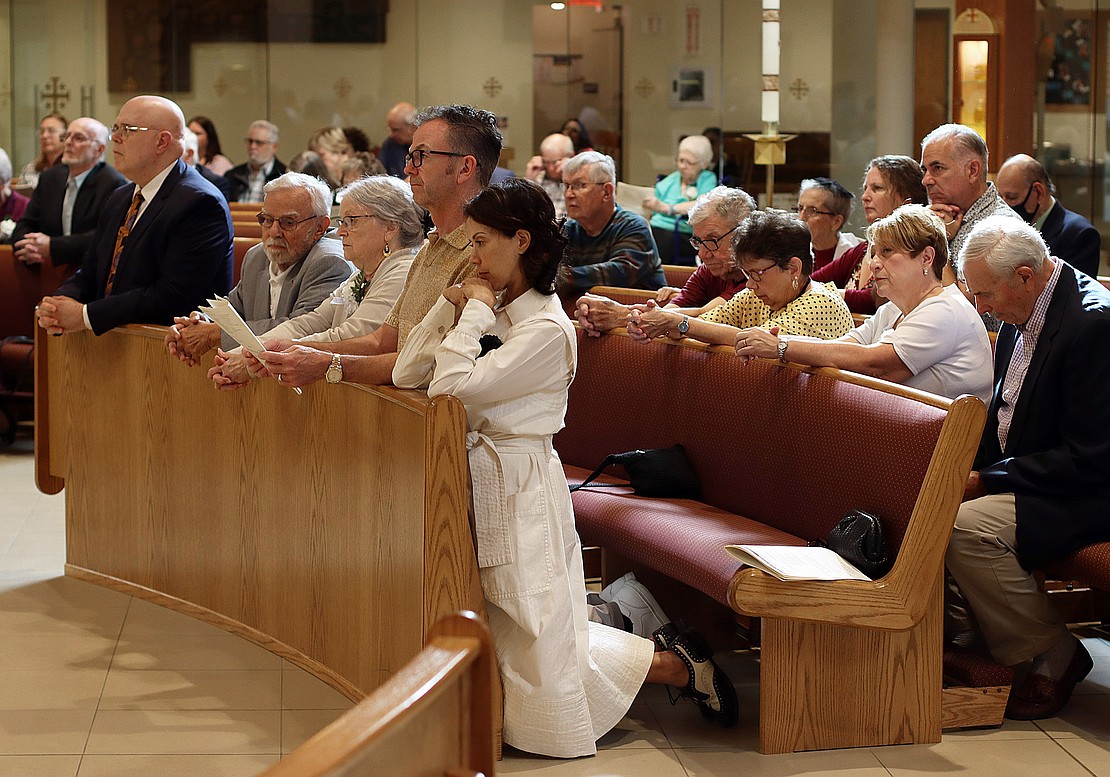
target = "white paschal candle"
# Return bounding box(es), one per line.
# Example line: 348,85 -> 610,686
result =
762,0 -> 780,127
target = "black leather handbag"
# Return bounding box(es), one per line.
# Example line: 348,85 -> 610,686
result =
568,444 -> 701,499
812,509 -> 892,579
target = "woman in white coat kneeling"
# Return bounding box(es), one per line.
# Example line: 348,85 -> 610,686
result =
393,178 -> 737,758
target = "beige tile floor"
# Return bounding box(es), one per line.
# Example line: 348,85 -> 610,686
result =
3,439 -> 1110,776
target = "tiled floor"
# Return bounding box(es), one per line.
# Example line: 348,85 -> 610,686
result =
3,438 -> 1110,776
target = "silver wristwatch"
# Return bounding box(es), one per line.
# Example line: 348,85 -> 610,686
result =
325,353 -> 343,384
677,315 -> 690,335
777,337 -> 789,363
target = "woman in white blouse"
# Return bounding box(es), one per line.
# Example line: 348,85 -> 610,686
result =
393,178 -> 737,758
208,175 -> 423,388
734,204 -> 993,403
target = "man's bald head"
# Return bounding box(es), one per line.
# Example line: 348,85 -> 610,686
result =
995,153 -> 1054,222
386,102 -> 417,145
538,133 -> 574,182
112,95 -> 186,186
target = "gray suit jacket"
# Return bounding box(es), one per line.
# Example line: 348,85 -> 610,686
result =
224,235 -> 352,350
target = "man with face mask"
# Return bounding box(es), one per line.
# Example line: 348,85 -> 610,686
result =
995,154 -> 1100,278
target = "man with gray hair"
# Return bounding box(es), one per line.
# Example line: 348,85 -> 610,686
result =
165,171 -> 351,364
525,132 -> 574,219
994,153 -> 1100,277
560,150 -> 663,297
11,116 -> 127,265
947,214 -> 1110,721
225,119 -> 286,203
920,123 -> 1019,280
378,102 -> 417,177
575,185 -> 755,334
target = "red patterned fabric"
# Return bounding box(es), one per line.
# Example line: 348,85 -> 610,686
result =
943,645 -> 1015,688
1044,542 -> 1110,592
566,465 -> 805,605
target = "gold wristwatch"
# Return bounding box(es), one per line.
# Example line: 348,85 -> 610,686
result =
325,353 -> 343,384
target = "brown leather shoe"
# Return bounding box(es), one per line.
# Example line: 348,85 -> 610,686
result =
1005,641 -> 1094,720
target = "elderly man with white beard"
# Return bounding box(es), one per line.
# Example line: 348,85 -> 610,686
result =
165,171 -> 352,365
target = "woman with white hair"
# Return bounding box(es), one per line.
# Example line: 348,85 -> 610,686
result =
642,134 -> 718,263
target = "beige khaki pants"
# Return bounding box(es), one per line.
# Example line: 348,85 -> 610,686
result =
945,493 -> 1071,666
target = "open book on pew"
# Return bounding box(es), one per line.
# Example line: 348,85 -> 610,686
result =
198,296 -> 302,395
725,544 -> 871,582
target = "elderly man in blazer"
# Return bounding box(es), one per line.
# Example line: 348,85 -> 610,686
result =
165,171 -> 351,364
11,116 -> 128,266
947,215 -> 1110,721
995,154 -> 1101,278
36,95 -> 233,335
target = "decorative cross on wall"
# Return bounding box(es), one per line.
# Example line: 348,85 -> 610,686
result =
41,76 -> 71,112
789,78 -> 809,100
635,78 -> 654,98
483,77 -> 503,98
334,77 -> 352,99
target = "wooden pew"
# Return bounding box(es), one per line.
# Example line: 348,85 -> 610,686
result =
261,611 -> 496,777
0,244 -> 73,339
35,324 -> 490,706
233,236 -> 260,285
662,264 -> 696,288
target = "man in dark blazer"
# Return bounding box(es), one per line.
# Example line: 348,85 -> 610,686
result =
224,120 -> 286,203
36,95 -> 233,336
995,153 -> 1101,277
11,117 -> 128,266
947,215 -> 1110,721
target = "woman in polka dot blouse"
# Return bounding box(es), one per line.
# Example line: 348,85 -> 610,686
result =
628,209 -> 853,345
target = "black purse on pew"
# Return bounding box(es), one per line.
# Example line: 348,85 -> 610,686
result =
810,509 -> 892,579
568,444 -> 701,499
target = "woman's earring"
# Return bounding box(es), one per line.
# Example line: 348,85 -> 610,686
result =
923,265 -> 927,276
383,243 -> 391,258
792,275 -> 798,291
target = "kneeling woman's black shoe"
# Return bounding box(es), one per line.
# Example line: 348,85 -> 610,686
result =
653,621 -> 739,728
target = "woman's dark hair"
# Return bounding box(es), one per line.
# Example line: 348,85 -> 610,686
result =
561,118 -> 593,152
342,126 -> 372,153
732,210 -> 815,276
463,178 -> 567,295
866,155 -> 928,206
186,115 -> 224,163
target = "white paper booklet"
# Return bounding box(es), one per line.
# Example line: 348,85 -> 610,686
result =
725,544 -> 870,582
615,181 -> 654,220
198,296 -> 302,395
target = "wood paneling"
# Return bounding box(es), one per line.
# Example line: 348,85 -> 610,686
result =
915,9 -> 950,148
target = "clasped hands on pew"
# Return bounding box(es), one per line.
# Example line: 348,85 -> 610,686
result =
165,311 -> 222,366
35,295 -> 84,335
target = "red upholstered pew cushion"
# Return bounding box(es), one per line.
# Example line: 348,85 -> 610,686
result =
565,464 -> 805,606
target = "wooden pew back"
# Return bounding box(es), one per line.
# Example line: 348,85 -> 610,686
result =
36,325 -> 487,704
0,244 -> 73,338
261,612 -> 496,777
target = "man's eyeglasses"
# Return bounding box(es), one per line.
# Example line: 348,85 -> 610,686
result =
60,132 -> 92,144
245,137 -> 273,147
405,149 -> 466,168
110,124 -> 156,140
256,212 -> 319,231
563,181 -> 602,193
333,214 -> 377,229
791,205 -> 836,218
741,263 -> 779,282
689,223 -> 740,252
